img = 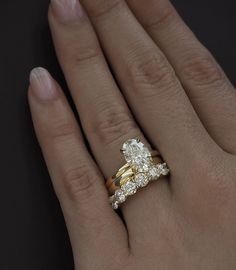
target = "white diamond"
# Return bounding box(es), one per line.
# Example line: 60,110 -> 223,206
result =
112,201 -> 119,210
121,181 -> 137,196
109,195 -> 115,204
158,163 -> 169,176
149,166 -> 161,180
114,189 -> 126,203
135,173 -> 149,188
121,139 -> 152,171
141,163 -> 150,173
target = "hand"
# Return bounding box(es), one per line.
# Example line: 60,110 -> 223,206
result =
28,0 -> 236,269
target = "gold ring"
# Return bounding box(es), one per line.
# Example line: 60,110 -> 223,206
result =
106,138 -> 170,209
106,153 -> 163,195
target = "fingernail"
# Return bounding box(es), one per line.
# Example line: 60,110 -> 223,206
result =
51,0 -> 83,22
30,67 -> 58,101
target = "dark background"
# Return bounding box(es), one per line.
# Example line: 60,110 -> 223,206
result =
0,1 -> 235,269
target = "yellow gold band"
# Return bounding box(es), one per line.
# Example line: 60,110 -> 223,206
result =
106,138 -> 170,210
106,152 -> 162,195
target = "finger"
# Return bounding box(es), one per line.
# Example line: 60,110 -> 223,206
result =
48,0 -> 144,176
28,68 -> 128,268
126,0 -> 236,154
48,0 -> 171,231
80,0 -> 222,181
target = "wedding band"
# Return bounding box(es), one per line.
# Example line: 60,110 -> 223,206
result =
106,138 -> 170,209
106,155 -> 163,195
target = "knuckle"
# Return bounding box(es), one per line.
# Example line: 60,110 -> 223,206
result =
62,165 -> 99,200
73,47 -> 101,65
186,153 -> 236,223
90,106 -> 138,146
85,0 -> 121,20
181,53 -> 225,88
146,5 -> 176,30
65,46 -> 102,69
194,153 -> 235,203
49,122 -> 77,143
127,52 -> 177,99
57,24 -> 102,69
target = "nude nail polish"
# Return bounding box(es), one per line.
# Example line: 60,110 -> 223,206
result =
51,0 -> 83,22
30,67 -> 58,101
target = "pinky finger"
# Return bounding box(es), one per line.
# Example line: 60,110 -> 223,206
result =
28,67 -> 128,268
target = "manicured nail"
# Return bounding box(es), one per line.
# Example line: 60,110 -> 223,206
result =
30,67 -> 58,101
51,0 -> 83,22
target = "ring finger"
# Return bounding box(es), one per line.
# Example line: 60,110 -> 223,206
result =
49,0 -> 170,223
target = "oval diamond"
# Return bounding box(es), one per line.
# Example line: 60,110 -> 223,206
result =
121,138 -> 152,171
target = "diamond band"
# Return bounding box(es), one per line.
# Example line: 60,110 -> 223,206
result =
106,138 -> 170,209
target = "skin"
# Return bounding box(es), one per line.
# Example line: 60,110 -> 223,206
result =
28,0 -> 236,269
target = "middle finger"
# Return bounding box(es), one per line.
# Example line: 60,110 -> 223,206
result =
81,0 -> 221,188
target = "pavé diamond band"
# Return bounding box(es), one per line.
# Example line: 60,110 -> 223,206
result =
106,138 -> 170,209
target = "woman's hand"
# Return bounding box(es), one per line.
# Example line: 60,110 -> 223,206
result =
28,0 -> 236,269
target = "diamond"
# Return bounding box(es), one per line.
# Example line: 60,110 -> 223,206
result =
112,201 -> 119,210
158,163 -> 169,176
121,181 -> 137,196
121,138 -> 152,171
109,195 -> 115,204
114,189 -> 126,203
134,173 -> 149,188
148,166 -> 161,180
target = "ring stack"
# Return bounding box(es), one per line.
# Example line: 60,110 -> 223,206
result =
106,138 -> 170,209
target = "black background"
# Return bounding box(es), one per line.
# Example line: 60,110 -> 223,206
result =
0,1 -> 235,269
